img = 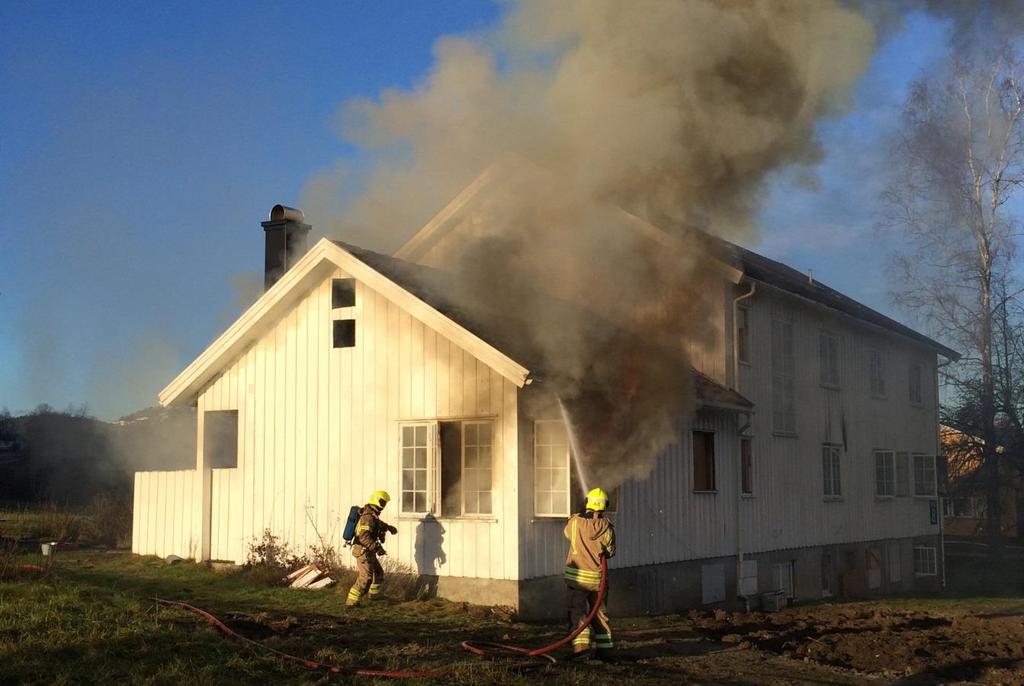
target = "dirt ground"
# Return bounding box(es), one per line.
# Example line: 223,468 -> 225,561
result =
661,602 -> 1024,685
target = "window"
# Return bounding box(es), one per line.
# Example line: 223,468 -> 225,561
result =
909,364 -> 923,404
874,450 -> 895,497
331,278 -> 356,308
535,420 -> 570,516
819,333 -> 840,387
400,424 -> 430,514
400,420 -> 494,516
869,349 -> 886,397
913,546 -> 937,576
740,438 -> 753,495
822,444 -> 841,497
866,546 -> 882,589
887,542 -> 902,584
913,454 -> 936,496
204,410 -> 238,468
774,561 -> 795,598
461,422 -> 493,515
771,319 -> 796,433
333,319 -> 356,348
693,430 -> 716,491
895,452 -> 910,496
736,306 -> 750,365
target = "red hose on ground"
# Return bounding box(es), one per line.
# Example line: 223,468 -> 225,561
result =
154,555 -> 607,677
460,555 -> 608,660
153,598 -> 445,679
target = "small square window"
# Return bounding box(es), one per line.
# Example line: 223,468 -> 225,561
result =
205,410 -> 238,469
332,278 -> 356,308
333,319 -> 356,348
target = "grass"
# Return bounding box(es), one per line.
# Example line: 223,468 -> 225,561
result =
2,543 -> 1022,685
0,551 -> 613,686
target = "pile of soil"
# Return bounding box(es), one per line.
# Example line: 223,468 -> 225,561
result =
687,605 -> 1024,684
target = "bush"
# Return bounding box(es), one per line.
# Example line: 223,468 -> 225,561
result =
243,529 -> 307,584
83,493 -> 132,548
34,503 -> 81,542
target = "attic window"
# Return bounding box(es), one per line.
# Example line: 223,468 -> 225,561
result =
332,278 -> 356,308
204,410 -> 238,469
333,319 -> 356,348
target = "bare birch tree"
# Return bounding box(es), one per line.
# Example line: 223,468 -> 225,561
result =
883,49 -> 1024,553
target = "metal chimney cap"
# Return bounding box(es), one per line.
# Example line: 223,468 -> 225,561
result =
269,204 -> 304,223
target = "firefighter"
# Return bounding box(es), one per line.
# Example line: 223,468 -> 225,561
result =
563,487 -> 616,660
346,490 -> 397,607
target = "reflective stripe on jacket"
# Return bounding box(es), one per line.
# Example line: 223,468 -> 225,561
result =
563,511 -> 615,590
353,504 -> 382,555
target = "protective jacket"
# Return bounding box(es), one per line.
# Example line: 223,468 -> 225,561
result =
563,510 -> 615,590
352,504 -> 386,555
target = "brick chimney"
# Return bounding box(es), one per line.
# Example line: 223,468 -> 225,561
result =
261,204 -> 311,290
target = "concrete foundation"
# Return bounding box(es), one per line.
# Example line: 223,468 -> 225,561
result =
512,535 -> 944,620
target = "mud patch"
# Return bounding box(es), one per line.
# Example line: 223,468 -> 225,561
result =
688,606 -> 1024,684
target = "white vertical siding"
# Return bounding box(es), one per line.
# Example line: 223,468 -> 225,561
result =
520,409 -> 739,579
179,269 -> 519,579
736,287 -> 941,554
132,470 -> 199,559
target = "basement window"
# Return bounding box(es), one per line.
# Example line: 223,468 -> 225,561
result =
204,410 -> 238,469
400,420 -> 494,517
692,430 -> 716,492
333,319 -> 356,348
913,546 -> 937,576
332,278 -> 356,308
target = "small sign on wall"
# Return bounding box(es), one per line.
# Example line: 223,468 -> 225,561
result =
929,500 -> 938,525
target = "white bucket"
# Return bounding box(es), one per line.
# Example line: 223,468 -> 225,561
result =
40,542 -> 55,556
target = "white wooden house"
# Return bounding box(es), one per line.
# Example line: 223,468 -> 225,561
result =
134,182 -> 958,617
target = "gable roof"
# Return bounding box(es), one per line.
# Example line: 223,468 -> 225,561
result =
336,240 -> 753,411
396,166 -> 959,362
161,234 -> 751,412
158,239 -> 531,407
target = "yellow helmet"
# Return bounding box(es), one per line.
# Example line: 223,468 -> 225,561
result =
586,487 -> 609,512
369,490 -> 391,509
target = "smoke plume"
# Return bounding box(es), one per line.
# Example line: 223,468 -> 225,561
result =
306,0 -> 880,487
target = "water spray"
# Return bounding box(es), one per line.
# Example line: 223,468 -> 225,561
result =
557,396 -> 590,495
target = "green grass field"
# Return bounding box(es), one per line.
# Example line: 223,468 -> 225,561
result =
2,545 -> 1022,685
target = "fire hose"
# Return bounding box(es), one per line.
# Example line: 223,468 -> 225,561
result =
153,555 -> 608,679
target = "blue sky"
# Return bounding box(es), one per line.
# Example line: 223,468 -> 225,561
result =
0,4 -> 956,419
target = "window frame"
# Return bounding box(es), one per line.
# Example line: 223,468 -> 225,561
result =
869,348 -> 886,398
533,419 -> 571,518
874,449 -> 896,498
895,451 -> 910,497
398,418 -> 496,519
399,422 -> 433,516
204,409 -> 239,469
771,318 -> 797,435
913,545 -> 937,577
913,453 -> 936,497
736,306 -> 751,366
909,363 -> 923,405
822,443 -> 842,499
740,437 -> 754,496
692,430 -> 717,493
819,331 -> 841,388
